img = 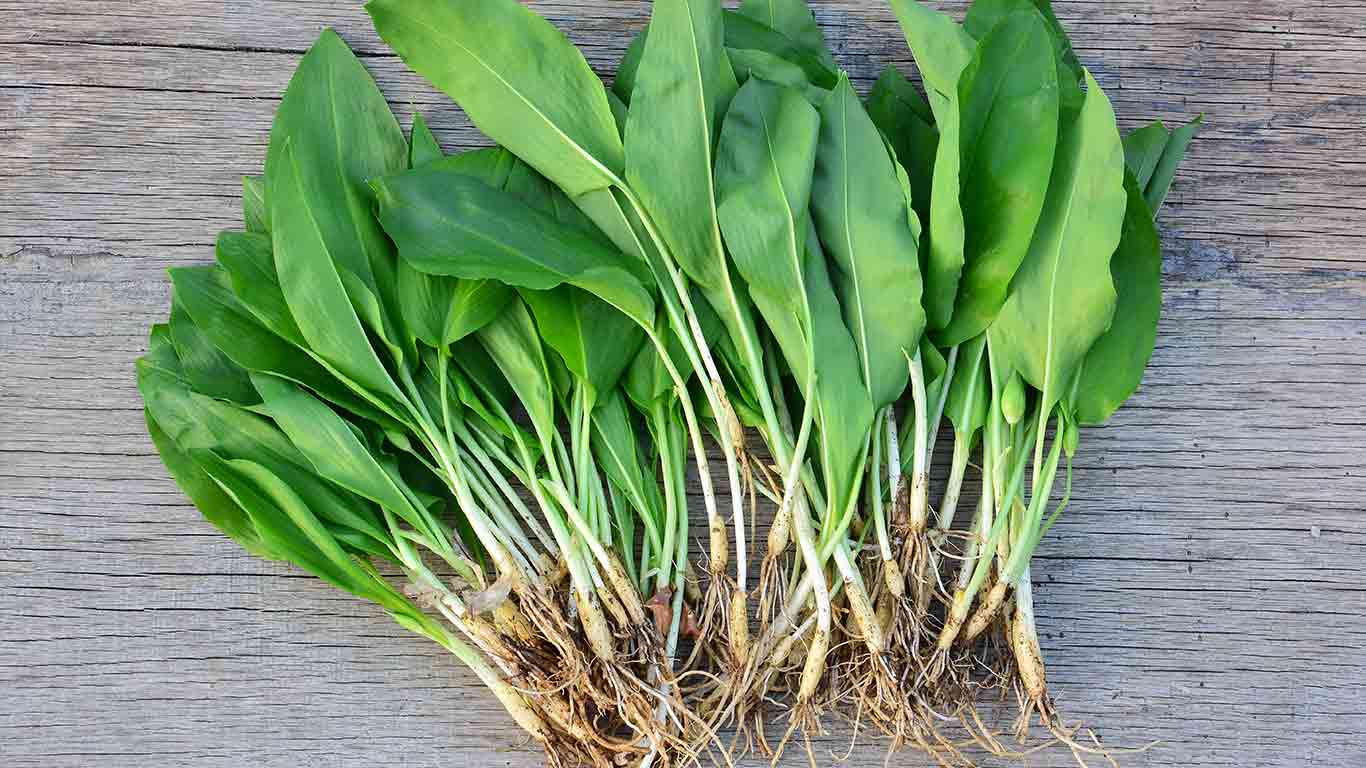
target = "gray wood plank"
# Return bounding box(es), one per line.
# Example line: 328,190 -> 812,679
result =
2,2 -> 1365,767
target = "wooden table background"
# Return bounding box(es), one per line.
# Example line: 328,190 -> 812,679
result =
2,1 -> 1364,766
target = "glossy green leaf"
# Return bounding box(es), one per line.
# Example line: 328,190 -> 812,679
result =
812,75 -> 925,409
263,30 -> 407,357
367,0 -> 625,198
888,0 -> 975,330
990,70 -> 1127,416
409,112 -> 444,168
269,141 -> 405,405
614,27 -> 650,105
935,9 -> 1059,346
802,225 -> 874,522
168,285 -> 258,405
727,49 -> 829,104
242,175 -> 268,234
250,373 -> 436,539
624,0 -> 735,294
736,0 -> 836,73
523,287 -> 645,400
944,334 -> 989,438
146,408 -> 277,559
183,244 -> 405,431
591,389 -> 663,551
476,301 -> 557,452
866,66 -> 938,234
1071,172 -> 1163,425
723,8 -> 837,88
1146,115 -> 1202,213
964,0 -> 1084,119
1123,121 -> 1169,189
207,456 -> 409,614
371,168 -> 655,331
717,78 -> 820,341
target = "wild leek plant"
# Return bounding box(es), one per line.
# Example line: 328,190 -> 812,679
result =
137,1 -> 1199,766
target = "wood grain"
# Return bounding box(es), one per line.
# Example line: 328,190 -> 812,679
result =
2,2 -> 1364,767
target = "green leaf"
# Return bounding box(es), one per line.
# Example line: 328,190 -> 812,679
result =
716,78 -> 821,352
614,27 -> 650,105
269,140 -> 405,406
409,112 -> 444,168
726,48 -> 829,104
591,389 -> 663,551
476,301 -> 557,452
168,284 -> 258,405
145,408 -> 277,559
1146,115 -> 1202,214
250,373 -> 436,540
802,225 -> 874,522
736,0 -> 836,74
944,334 -> 989,438
624,0 -> 736,294
989,70 -> 1127,417
206,456 -> 410,614
522,287 -> 645,399
935,9 -> 1059,346
242,175 -> 268,234
264,30 -> 407,359
1123,121 -> 1169,189
188,241 -> 406,431
866,66 -> 938,235
372,167 -> 655,331
1071,172 -> 1163,425
964,0 -> 1084,119
367,0 -> 625,198
812,75 -> 926,409
888,1 -> 976,331
723,8 -> 837,89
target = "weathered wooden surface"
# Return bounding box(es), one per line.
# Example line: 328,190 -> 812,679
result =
2,1 -> 1364,766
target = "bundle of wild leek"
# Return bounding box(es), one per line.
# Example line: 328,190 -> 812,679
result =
138,1 -> 1199,766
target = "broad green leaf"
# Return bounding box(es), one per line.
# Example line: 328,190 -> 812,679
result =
367,0 -> 625,198
371,168 -> 655,331
145,408 -> 276,559
944,334 -> 989,438
1071,172 -> 1162,425
181,246 -> 405,431
250,373 -> 436,540
215,231 -> 303,343
168,286 -> 257,405
242,176 -> 268,234
723,8 -> 837,88
269,141 -> 405,405
1123,121 -> 1169,189
263,30 -> 407,357
717,78 -> 820,340
624,294 -> 722,412
990,70 -> 1126,416
209,456 -> 410,614
624,0 -> 735,294
476,301 -> 557,452
964,0 -> 1084,119
522,287 -> 645,400
802,225 -> 874,522
812,75 -> 925,409
736,0 -> 835,69
591,389 -> 663,552
866,66 -> 939,234
727,49 -> 829,104
143,324 -> 183,377
888,1 -> 975,331
409,112 -> 443,168
1146,115 -> 1202,213
614,27 -> 650,105
935,9 -> 1059,346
